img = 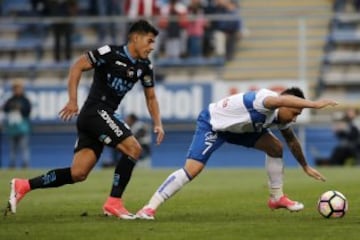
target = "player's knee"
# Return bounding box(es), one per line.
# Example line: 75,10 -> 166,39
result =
130,144 -> 142,160
184,159 -> 204,178
267,141 -> 283,158
118,142 -> 142,160
71,170 -> 89,182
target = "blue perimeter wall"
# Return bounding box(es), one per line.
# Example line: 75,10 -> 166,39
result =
0,125 -> 337,169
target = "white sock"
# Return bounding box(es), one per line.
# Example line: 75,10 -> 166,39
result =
146,168 -> 191,210
265,154 -> 284,200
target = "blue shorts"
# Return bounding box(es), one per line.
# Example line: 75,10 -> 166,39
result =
186,109 -> 268,164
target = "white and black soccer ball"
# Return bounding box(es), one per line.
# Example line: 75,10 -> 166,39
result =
317,190 -> 348,218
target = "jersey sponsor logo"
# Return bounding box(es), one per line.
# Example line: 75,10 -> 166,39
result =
97,109 -> 123,137
115,60 -> 127,67
98,45 -> 111,55
108,76 -> 134,96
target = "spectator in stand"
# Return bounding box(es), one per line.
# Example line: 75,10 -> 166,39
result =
2,80 -> 32,169
31,0 -> 45,13
47,0 -> 78,62
186,0 -> 209,58
331,0 -> 347,12
124,0 -> 160,21
353,0 -> 360,11
158,0 -> 188,59
331,0 -> 360,12
212,0 -> 242,61
315,108 -> 360,166
202,0 -> 217,57
89,0 -> 123,45
29,0 -> 49,55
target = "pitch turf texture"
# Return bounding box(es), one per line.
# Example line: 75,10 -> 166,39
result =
0,167 -> 358,240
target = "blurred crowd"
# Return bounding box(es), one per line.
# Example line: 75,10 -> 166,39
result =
1,0 -> 243,62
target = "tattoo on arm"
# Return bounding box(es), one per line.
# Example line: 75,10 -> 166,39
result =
281,128 -> 308,167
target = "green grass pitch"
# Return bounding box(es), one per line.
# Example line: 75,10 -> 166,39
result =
0,167 -> 358,240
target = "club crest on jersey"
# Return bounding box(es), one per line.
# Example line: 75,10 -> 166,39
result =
127,68 -> 135,78
205,132 -> 218,142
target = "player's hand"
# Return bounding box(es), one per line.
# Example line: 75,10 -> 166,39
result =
303,165 -> 326,182
153,125 -> 165,145
59,101 -> 79,121
314,99 -> 338,109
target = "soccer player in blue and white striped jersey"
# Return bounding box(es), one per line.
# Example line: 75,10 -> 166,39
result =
137,87 -> 338,219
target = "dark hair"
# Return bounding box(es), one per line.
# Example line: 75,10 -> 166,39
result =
128,19 -> 159,37
280,87 -> 305,99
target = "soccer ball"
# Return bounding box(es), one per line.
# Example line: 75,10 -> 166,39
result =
317,190 -> 348,218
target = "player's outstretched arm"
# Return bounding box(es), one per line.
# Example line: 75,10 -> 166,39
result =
264,95 -> 338,110
311,99 -> 338,109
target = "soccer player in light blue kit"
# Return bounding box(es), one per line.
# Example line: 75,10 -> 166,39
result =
137,87 -> 338,219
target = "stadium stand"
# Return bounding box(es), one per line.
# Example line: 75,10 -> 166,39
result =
318,0 -> 360,111
0,0 -> 228,82
0,0 -> 97,82
0,0 -> 342,93
224,0 -> 331,85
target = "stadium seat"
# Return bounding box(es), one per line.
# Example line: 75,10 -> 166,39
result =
317,6 -> 360,109
155,57 -> 225,68
2,0 -> 32,16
